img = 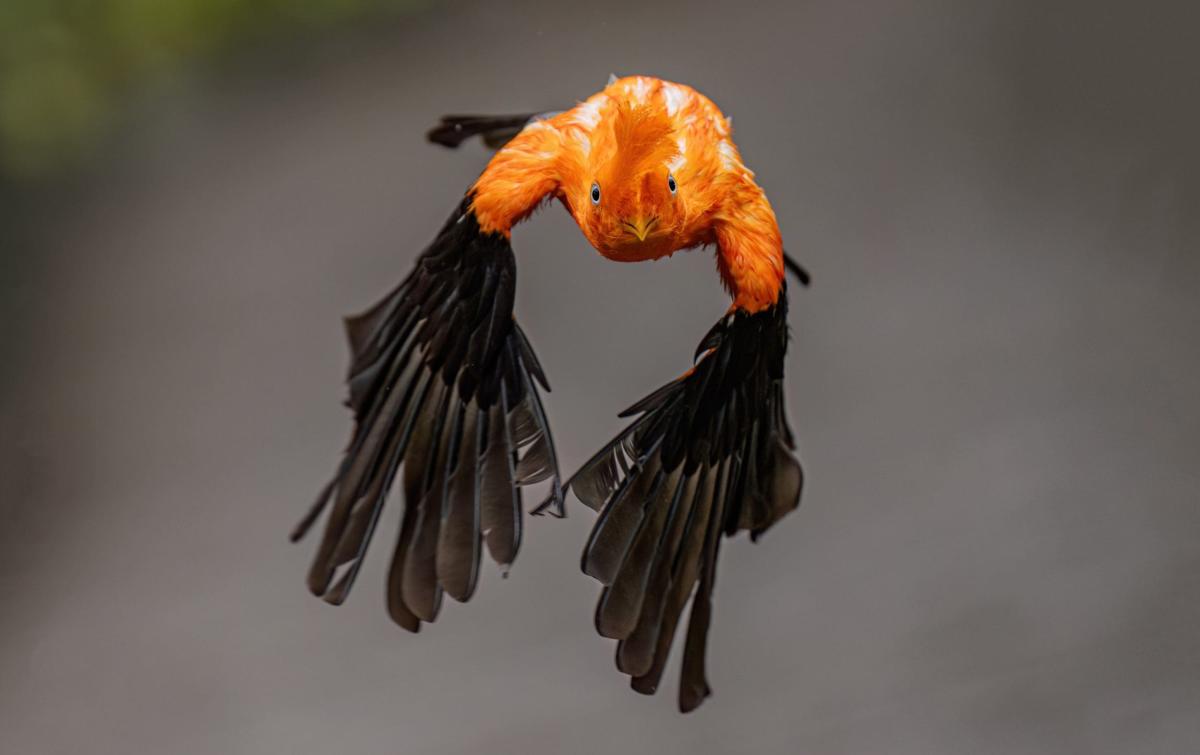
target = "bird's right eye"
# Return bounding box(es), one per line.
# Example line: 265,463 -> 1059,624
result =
591,182 -> 601,205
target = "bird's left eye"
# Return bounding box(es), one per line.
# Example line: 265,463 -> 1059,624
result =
667,174 -> 677,194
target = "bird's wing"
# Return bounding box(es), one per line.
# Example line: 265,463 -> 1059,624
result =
292,195 -> 564,631
570,186 -> 806,710
427,112 -> 562,150
569,294 -> 802,711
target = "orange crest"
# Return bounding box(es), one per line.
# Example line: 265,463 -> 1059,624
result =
606,101 -> 678,189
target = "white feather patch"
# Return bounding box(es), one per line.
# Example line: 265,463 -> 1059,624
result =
662,83 -> 690,117
628,77 -> 651,102
667,136 -> 687,172
718,139 -> 741,169
573,97 -> 604,129
574,129 -> 591,157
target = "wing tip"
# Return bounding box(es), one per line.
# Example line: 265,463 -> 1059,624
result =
678,684 -> 712,713
783,252 -> 811,287
530,479 -> 567,518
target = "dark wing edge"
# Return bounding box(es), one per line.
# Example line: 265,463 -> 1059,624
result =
567,291 -> 803,712
291,198 -> 564,633
782,251 -> 811,287
427,112 -> 560,151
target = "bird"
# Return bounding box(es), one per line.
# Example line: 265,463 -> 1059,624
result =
292,74 -> 809,713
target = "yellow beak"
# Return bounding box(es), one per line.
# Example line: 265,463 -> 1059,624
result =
623,217 -> 657,242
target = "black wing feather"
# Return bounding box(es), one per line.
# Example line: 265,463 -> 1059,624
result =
573,292 -> 803,712
427,113 -> 560,150
427,114 -> 535,149
294,199 -> 563,631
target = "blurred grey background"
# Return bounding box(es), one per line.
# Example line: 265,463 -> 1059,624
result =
2,0 -> 1198,753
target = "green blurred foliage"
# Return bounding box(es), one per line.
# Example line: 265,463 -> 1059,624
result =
0,0 -> 425,179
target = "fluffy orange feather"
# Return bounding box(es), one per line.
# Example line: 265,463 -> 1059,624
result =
469,76 -> 785,313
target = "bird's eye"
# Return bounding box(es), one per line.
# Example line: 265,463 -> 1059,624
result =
591,182 -> 601,205
667,174 -> 677,194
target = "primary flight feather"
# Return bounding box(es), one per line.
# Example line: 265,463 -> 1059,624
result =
295,75 -> 809,713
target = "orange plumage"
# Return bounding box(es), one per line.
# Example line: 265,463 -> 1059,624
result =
469,76 -> 786,312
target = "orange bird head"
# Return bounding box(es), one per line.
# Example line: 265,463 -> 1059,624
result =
570,101 -> 688,262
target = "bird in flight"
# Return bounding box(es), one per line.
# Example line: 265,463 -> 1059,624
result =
292,75 -> 808,713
